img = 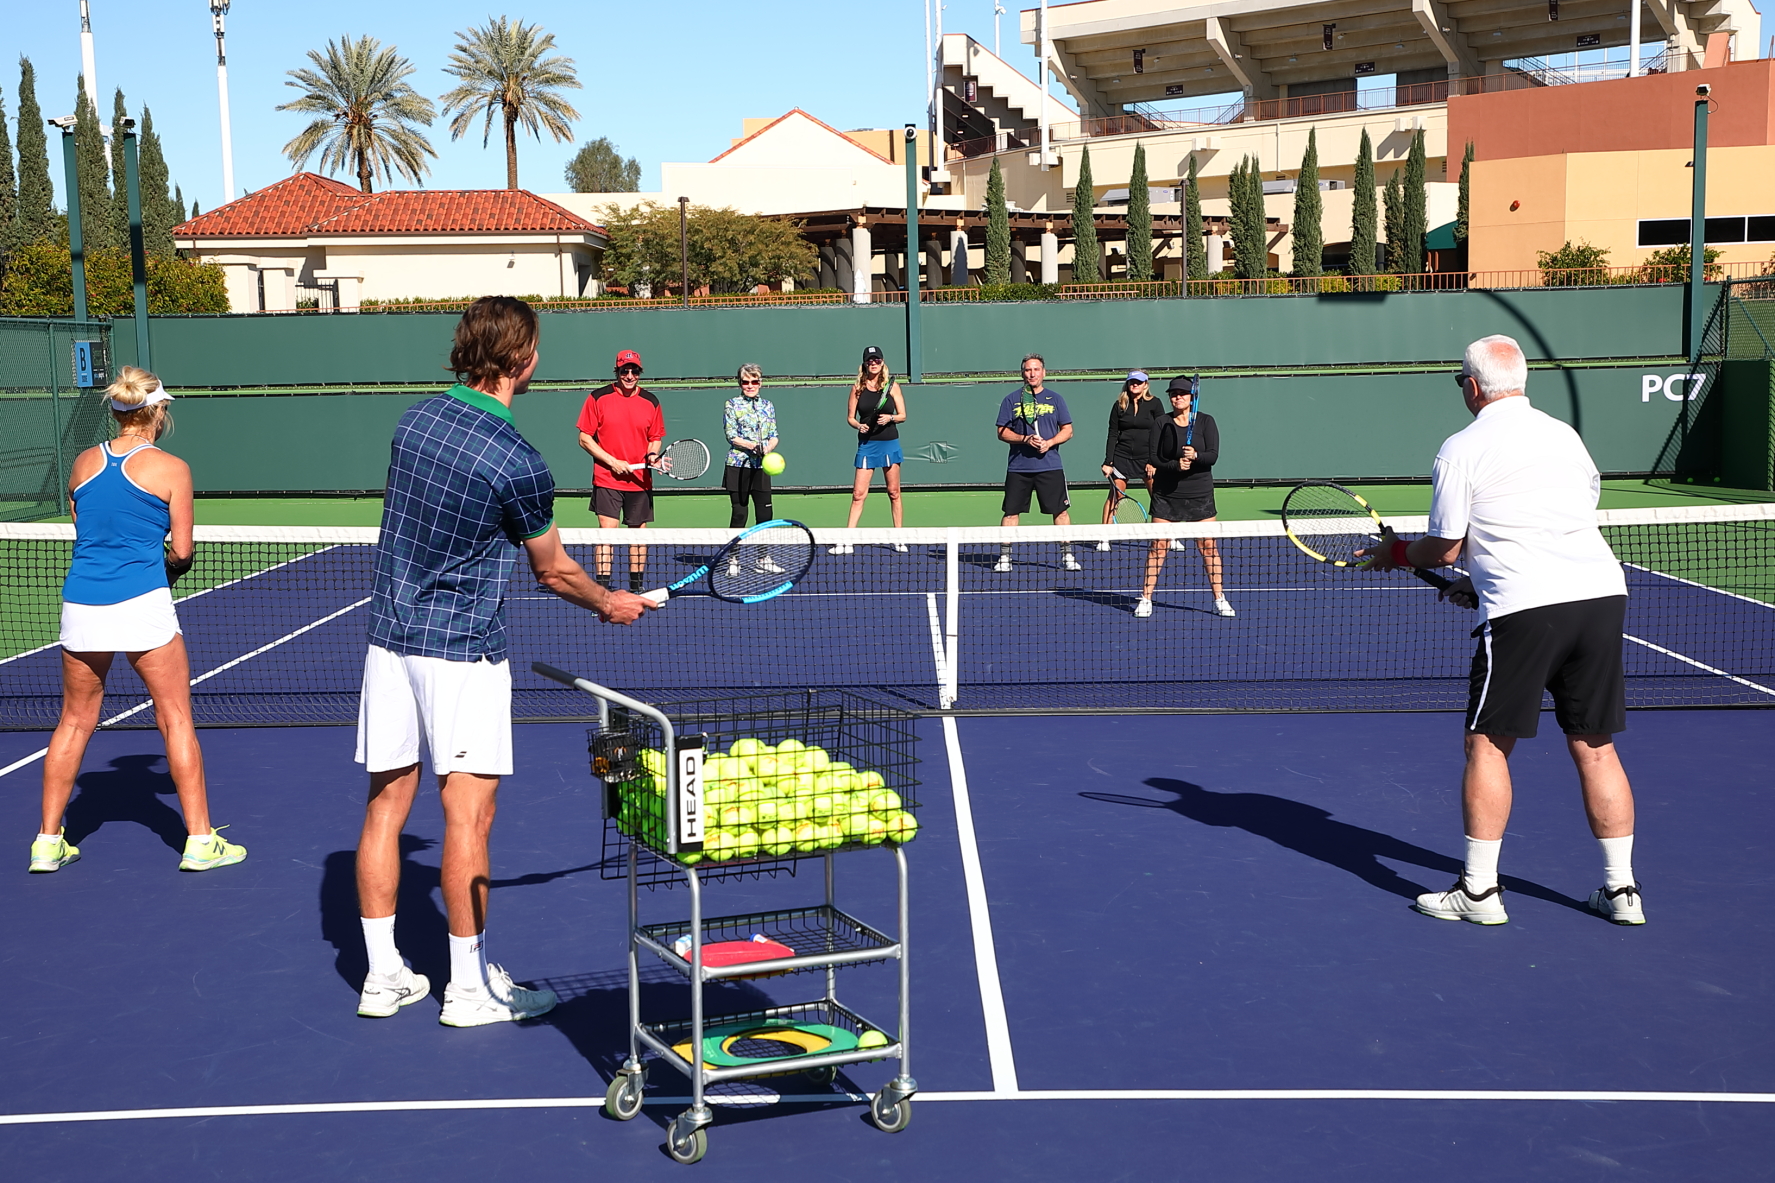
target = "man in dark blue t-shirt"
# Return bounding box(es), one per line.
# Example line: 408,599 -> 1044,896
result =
993,353 -> 1081,572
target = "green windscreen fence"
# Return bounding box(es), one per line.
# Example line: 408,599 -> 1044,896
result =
0,319 -> 114,523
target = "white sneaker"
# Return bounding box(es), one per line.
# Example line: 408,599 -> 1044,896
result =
439,964 -> 558,1027
992,554 -> 1013,573
1414,880 -> 1509,925
1095,538 -> 1111,552
358,964 -> 431,1018
892,541 -> 908,553
828,542 -> 853,556
756,554 -> 785,574
1061,552 -> 1083,572
1588,883 -> 1646,925
1213,597 -> 1236,618
1170,538 -> 1188,551
1133,597 -> 1153,618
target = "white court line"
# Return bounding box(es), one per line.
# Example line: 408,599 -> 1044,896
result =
943,714 -> 1020,1093
1624,633 -> 1775,698
6,1087 -> 1775,1125
924,592 -> 948,690
0,597 -> 372,781
1624,562 -> 1775,610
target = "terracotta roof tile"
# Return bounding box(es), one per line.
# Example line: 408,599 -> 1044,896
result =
172,174 -> 605,238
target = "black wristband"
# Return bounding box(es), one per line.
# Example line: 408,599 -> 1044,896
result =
165,553 -> 194,585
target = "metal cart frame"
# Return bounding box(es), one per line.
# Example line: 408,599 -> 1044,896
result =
537,666 -> 916,1165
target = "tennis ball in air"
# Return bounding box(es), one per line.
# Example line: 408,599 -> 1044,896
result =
761,452 -> 786,476
857,1030 -> 890,1051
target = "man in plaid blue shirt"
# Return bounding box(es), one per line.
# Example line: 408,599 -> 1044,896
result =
354,297 -> 651,1028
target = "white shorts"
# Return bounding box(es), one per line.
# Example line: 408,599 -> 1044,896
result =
354,644 -> 513,777
60,586 -> 181,653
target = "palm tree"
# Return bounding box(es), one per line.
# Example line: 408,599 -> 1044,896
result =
439,17 -> 581,189
278,35 -> 436,193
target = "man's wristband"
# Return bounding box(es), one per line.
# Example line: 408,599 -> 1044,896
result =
1391,539 -> 1411,567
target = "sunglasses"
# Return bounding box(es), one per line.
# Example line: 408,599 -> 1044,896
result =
617,365 -> 642,376
740,379 -> 762,386
1455,372 -> 1471,387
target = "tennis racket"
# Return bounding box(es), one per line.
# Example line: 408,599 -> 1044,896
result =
1184,375 -> 1200,449
637,439 -> 711,481
642,519 -> 815,606
1107,469 -> 1148,523
1280,481 -> 1454,592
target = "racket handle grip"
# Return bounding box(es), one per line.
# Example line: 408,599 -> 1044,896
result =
1411,568 -> 1452,590
641,587 -> 670,607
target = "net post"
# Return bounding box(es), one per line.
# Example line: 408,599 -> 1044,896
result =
943,528 -> 960,708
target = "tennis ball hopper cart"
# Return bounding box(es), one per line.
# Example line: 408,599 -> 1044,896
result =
535,665 -> 921,1165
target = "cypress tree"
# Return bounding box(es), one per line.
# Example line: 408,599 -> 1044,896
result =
13,59 -> 55,248
191,199 -> 201,218
1401,129 -> 1427,273
1291,127 -> 1323,277
1350,128 -> 1376,277
1382,169 -> 1405,273
1070,145 -> 1098,282
140,108 -> 176,254
73,79 -> 113,251
0,90 -> 15,243
1184,153 -> 1206,281
1455,140 -> 1474,250
984,156 -> 1010,285
1126,141 -> 1152,282
1230,154 -> 1269,279
109,88 -> 130,248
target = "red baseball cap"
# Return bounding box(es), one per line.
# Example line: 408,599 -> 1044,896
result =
615,349 -> 643,371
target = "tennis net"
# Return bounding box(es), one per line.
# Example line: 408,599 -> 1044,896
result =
3,506 -> 1772,728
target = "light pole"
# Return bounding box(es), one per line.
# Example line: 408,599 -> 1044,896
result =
678,196 -> 690,307
904,125 -> 923,383
50,116 -> 89,325
79,0 -> 99,113
1687,84 -> 1710,365
211,0 -> 235,203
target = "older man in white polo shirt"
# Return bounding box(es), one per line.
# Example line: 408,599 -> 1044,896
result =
1366,334 -> 1641,927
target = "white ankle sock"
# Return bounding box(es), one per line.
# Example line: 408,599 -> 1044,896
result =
1598,834 -> 1636,889
449,932 -> 488,993
361,915 -> 401,977
36,832 -> 60,844
1463,836 -> 1503,892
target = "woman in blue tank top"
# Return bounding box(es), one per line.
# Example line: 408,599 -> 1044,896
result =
30,367 -> 246,876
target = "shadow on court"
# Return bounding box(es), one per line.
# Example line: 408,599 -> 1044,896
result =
1081,777 -> 1591,915
318,835 -> 451,990
63,753 -> 189,853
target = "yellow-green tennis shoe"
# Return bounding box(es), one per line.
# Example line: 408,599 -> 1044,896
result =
28,830 -> 79,873
180,827 -> 246,872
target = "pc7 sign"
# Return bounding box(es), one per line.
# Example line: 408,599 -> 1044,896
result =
1643,373 -> 1706,402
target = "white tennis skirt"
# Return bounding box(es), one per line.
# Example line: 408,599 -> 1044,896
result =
60,586 -> 182,653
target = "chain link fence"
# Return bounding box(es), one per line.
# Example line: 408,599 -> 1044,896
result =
0,318 -> 114,522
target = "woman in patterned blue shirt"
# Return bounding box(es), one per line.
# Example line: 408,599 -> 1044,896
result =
722,363 -> 778,528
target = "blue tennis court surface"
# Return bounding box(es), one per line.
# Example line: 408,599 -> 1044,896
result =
3,706 -> 1771,1180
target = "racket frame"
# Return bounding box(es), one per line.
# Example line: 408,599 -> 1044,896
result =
1280,480 -> 1453,591
643,518 -> 816,606
641,438 -> 711,481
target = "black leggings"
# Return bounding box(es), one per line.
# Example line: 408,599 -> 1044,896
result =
723,465 -> 774,528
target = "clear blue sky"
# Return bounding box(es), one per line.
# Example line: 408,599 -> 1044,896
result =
2,0 -> 1041,212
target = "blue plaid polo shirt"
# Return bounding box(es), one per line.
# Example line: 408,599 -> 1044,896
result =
368,385 -> 556,662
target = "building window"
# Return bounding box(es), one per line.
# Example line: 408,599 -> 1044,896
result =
1639,216 -> 1775,247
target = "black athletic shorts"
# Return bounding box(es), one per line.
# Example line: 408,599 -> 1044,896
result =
592,486 -> 654,527
1002,470 -> 1070,516
1150,490 -> 1216,522
1466,595 -> 1627,738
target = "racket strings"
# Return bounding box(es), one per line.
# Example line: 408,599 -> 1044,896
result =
707,525 -> 815,600
661,439 -> 711,480
1281,484 -> 1384,565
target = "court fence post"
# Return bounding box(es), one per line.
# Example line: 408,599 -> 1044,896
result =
943,528 -> 960,708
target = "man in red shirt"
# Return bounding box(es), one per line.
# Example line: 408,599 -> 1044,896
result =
576,349 -> 665,592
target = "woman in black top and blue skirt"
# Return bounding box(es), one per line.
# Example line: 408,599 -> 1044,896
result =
831,345 -> 907,554
1135,375 -> 1234,619
1097,370 -> 1163,548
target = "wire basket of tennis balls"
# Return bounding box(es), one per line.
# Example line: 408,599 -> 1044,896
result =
602,690 -> 920,876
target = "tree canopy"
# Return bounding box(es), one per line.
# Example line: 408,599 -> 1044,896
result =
440,17 -> 580,189
278,35 -> 436,193
597,202 -> 815,296
565,136 -> 639,193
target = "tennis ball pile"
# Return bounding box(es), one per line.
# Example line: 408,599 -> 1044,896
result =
615,737 -> 917,862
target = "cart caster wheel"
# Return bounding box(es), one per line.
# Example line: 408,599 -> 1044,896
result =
605,1073 -> 645,1121
869,1089 -> 913,1133
803,1065 -> 838,1085
666,1117 -> 708,1164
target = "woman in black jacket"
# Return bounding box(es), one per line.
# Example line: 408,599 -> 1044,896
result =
1096,371 -> 1164,549
1134,376 -> 1234,619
